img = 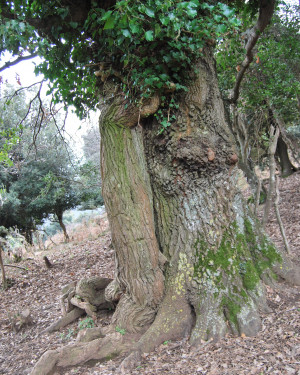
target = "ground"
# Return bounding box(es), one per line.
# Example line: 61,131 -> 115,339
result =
0,173 -> 300,375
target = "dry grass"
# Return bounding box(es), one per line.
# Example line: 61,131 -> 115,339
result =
44,213 -> 109,248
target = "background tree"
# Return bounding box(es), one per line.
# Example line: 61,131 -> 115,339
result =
0,85 -> 79,242
76,122 -> 104,209
217,3 -> 300,183
1,1 -> 299,374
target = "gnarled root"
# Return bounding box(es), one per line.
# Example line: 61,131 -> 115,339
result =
118,288 -> 194,374
46,277 -> 115,333
31,332 -> 134,375
45,307 -> 85,334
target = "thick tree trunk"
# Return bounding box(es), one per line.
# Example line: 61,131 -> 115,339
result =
100,48 -> 298,343
100,103 -> 165,333
31,48 -> 300,375
142,49 -> 272,343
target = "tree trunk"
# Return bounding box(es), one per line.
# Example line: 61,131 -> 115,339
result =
141,49 -> 274,344
100,48 -> 297,344
100,102 -> 165,333
276,135 -> 295,177
31,47 -> 300,375
56,211 -> 69,242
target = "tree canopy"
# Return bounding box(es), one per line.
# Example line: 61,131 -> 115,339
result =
0,0 -> 274,119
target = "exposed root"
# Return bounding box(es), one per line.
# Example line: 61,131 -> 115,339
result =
30,332 -> 135,375
118,288 -> 193,373
111,295 -> 156,333
272,256 -> 300,286
47,277 -> 115,333
45,307 -> 85,334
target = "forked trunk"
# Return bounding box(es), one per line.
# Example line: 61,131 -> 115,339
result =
100,48 -> 296,343
276,135 -> 296,177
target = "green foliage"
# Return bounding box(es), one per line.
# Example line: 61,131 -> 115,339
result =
59,328 -> 75,342
0,127 -> 19,166
0,0 -> 242,119
216,3 -> 299,119
78,317 -> 95,330
216,2 -> 300,169
85,0 -> 240,100
115,326 -> 126,335
0,86 -> 80,239
76,161 -> 104,210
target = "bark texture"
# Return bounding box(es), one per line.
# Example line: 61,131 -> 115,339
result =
100,99 -> 165,333
142,49 -> 270,344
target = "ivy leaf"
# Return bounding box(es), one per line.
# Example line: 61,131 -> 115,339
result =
216,24 -> 227,35
103,15 -> 116,30
101,10 -> 113,21
186,8 -> 197,18
159,15 -> 170,26
129,21 -> 140,34
145,30 -> 154,41
69,22 -> 78,29
219,3 -> 235,18
145,7 -> 155,18
122,29 -> 131,38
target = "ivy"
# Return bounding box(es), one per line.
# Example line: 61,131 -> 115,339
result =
0,1 -> 243,119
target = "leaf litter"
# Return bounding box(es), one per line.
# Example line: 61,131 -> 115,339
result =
0,174 -> 299,375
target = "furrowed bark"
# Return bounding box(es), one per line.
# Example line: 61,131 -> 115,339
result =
99,99 -> 165,333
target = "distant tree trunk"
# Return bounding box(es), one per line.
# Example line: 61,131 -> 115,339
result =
229,106 -> 265,198
0,243 -> 7,289
263,126 -> 280,228
56,211 -> 69,242
276,135 -> 296,177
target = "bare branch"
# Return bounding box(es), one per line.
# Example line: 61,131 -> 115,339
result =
0,53 -> 38,73
3,80 -> 45,103
3,264 -> 28,271
228,0 -> 276,104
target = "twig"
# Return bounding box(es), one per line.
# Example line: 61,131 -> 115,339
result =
3,264 -> 28,271
0,245 -> 7,289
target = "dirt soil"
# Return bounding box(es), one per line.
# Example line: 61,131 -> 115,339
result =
0,173 -> 300,375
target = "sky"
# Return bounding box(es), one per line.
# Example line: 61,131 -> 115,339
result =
0,53 -> 99,156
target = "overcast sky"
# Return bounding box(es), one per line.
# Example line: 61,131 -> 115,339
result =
0,53 -> 100,157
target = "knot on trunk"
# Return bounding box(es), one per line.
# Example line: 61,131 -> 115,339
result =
104,94 -> 160,128
105,279 -> 123,303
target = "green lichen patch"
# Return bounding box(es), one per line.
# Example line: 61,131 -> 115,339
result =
193,218 -> 282,295
244,218 -> 282,275
221,294 -> 241,328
